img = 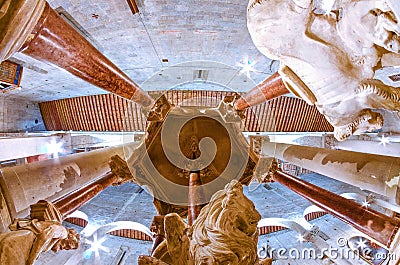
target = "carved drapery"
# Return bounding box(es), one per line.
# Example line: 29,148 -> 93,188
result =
0,201 -> 80,265
139,180 -> 271,265
247,0 -> 400,140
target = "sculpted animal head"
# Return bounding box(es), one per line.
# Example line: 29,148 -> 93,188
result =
189,180 -> 261,265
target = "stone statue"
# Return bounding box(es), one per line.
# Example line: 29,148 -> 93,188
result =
139,180 -> 271,265
0,200 -> 80,265
247,0 -> 400,140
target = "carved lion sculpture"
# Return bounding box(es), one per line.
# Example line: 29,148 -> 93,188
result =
189,180 -> 262,265
247,0 -> 400,140
139,180 -> 270,265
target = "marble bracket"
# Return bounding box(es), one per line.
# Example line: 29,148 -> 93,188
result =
108,155 -> 136,185
146,94 -> 174,122
219,95 -> 245,123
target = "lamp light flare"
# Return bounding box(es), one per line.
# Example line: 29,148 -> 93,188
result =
237,56 -> 257,79
379,135 -> 390,147
361,200 -> 370,208
296,233 -> 305,243
83,235 -> 109,259
44,140 -> 64,158
356,238 -> 369,250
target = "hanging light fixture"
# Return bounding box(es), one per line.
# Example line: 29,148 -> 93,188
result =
126,0 -> 139,14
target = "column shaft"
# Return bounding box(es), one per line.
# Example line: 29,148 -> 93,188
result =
19,3 -> 154,107
188,172 -> 202,226
54,172 -> 118,218
234,72 -> 289,111
262,142 -> 400,204
335,139 -> 400,157
272,170 -> 400,247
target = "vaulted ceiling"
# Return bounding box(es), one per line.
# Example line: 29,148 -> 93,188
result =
7,0 -> 277,103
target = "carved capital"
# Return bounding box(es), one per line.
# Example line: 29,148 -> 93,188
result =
0,0 -> 46,61
263,159 -> 280,182
29,200 -> 63,222
249,135 -> 267,156
219,94 -> 245,122
108,155 -> 136,185
147,94 -> 174,122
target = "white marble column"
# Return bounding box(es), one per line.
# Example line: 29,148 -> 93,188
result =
261,141 -> 400,204
0,142 -> 138,232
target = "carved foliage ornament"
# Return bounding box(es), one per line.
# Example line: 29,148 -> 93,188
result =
248,0 -> 400,140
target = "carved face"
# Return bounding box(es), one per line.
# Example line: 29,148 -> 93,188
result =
221,182 -> 261,237
190,180 -> 262,265
234,206 -> 261,237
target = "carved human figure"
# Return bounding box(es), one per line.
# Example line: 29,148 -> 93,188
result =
139,180 -> 270,265
0,201 -> 80,265
189,180 -> 262,265
247,0 -> 400,140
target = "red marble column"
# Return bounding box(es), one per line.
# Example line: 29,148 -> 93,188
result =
19,3 -> 154,108
188,172 -> 203,226
234,72 -> 289,111
272,170 -> 400,247
26,154 -> 48,163
54,172 -> 118,218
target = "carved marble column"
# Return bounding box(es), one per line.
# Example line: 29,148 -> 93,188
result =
0,143 -> 138,231
0,0 -> 154,108
0,0 -> 46,61
262,141 -> 400,204
234,72 -> 289,111
188,172 -> 203,226
269,169 -> 400,248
